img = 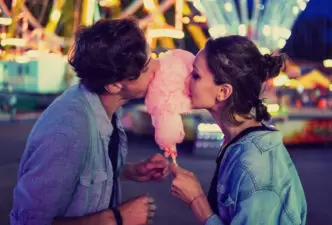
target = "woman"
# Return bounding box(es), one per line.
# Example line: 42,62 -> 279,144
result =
170,36 -> 307,225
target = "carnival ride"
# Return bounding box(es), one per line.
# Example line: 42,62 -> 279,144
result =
0,0 -> 331,145
0,0 -> 207,115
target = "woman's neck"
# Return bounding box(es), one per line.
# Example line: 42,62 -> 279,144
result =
209,109 -> 261,145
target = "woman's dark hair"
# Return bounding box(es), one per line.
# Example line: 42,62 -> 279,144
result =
205,35 -> 286,124
69,18 -> 149,94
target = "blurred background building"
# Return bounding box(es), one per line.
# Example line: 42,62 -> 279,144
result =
0,0 -> 331,147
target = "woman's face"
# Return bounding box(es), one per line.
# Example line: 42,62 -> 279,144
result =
189,49 -> 221,110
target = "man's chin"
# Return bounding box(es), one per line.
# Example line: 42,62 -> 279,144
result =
136,90 -> 147,99
127,94 -> 146,102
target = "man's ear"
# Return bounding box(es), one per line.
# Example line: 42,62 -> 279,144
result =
105,82 -> 122,94
217,83 -> 233,102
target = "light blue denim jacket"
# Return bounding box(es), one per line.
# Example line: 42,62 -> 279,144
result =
205,128 -> 307,225
10,84 -> 128,224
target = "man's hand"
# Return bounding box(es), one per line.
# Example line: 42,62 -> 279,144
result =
122,154 -> 169,182
53,195 -> 156,225
118,194 -> 156,225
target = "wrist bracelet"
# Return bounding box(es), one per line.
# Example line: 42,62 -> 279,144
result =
189,193 -> 205,207
111,207 -> 123,225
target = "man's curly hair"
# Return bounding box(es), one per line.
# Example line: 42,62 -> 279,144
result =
69,18 -> 149,94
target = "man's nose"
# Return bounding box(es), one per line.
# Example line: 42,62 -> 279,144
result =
184,75 -> 191,95
185,75 -> 191,86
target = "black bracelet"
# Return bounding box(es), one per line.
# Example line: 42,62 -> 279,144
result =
111,207 -> 123,225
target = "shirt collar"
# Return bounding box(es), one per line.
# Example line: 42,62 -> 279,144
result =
81,84 -> 115,137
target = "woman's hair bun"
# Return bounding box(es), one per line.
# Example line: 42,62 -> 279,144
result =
260,54 -> 286,82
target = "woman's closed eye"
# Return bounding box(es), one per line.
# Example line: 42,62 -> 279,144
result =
192,72 -> 200,80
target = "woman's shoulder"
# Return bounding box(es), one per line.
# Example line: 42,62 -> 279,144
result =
228,127 -> 284,159
221,131 -> 290,200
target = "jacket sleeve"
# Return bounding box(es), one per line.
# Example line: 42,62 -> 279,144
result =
10,131 -> 87,225
205,190 -> 281,225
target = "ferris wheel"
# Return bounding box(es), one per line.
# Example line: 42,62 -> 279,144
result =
0,0 -> 207,54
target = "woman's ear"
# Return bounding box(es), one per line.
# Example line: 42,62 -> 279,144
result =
217,83 -> 233,102
105,82 -> 122,94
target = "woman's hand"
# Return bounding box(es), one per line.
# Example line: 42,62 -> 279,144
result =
170,164 -> 215,224
169,164 -> 204,204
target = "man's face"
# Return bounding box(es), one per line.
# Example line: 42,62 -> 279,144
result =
119,58 -> 160,99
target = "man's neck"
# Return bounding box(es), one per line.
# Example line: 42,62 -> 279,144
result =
99,94 -> 128,119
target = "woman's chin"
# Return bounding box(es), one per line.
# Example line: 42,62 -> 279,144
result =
191,103 -> 203,110
190,99 -> 207,110
190,101 -> 212,111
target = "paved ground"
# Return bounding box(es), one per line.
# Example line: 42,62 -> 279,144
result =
0,120 -> 332,225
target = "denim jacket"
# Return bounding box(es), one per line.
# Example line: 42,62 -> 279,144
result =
205,128 -> 307,225
10,84 -> 128,225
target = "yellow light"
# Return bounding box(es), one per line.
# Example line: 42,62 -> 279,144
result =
15,56 -> 30,63
158,52 -> 166,57
143,0 -> 156,11
50,10 -> 61,21
182,16 -> 190,24
1,38 -> 26,47
267,104 -> 280,113
273,74 -> 290,86
298,1 -> 307,10
81,0 -> 96,26
278,39 -> 286,49
99,0 -> 120,7
289,79 -> 300,88
193,15 -> 207,23
208,25 -> 227,38
293,6 -> 299,15
329,84 -> 332,91
259,47 -> 271,55
297,85 -> 304,93
0,17 -> 12,25
192,0 -> 204,12
147,29 -> 185,39
26,50 -> 41,58
224,3 -> 232,12
197,123 -> 221,132
0,32 -> 6,39
151,52 -> 157,59
277,27 -> 291,39
323,59 -> 332,68
238,24 -> 247,36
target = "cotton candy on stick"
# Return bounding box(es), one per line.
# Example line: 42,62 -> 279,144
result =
145,49 -> 194,165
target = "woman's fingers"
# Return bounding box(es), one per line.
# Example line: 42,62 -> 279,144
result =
171,189 -> 183,200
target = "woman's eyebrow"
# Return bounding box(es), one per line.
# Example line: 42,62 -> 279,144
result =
193,64 -> 200,73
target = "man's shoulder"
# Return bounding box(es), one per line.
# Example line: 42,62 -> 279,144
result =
29,86 -> 93,141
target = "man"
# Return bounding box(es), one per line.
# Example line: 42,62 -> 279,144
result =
10,18 -> 169,225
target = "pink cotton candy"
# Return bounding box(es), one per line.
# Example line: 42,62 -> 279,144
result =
145,49 -> 194,162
